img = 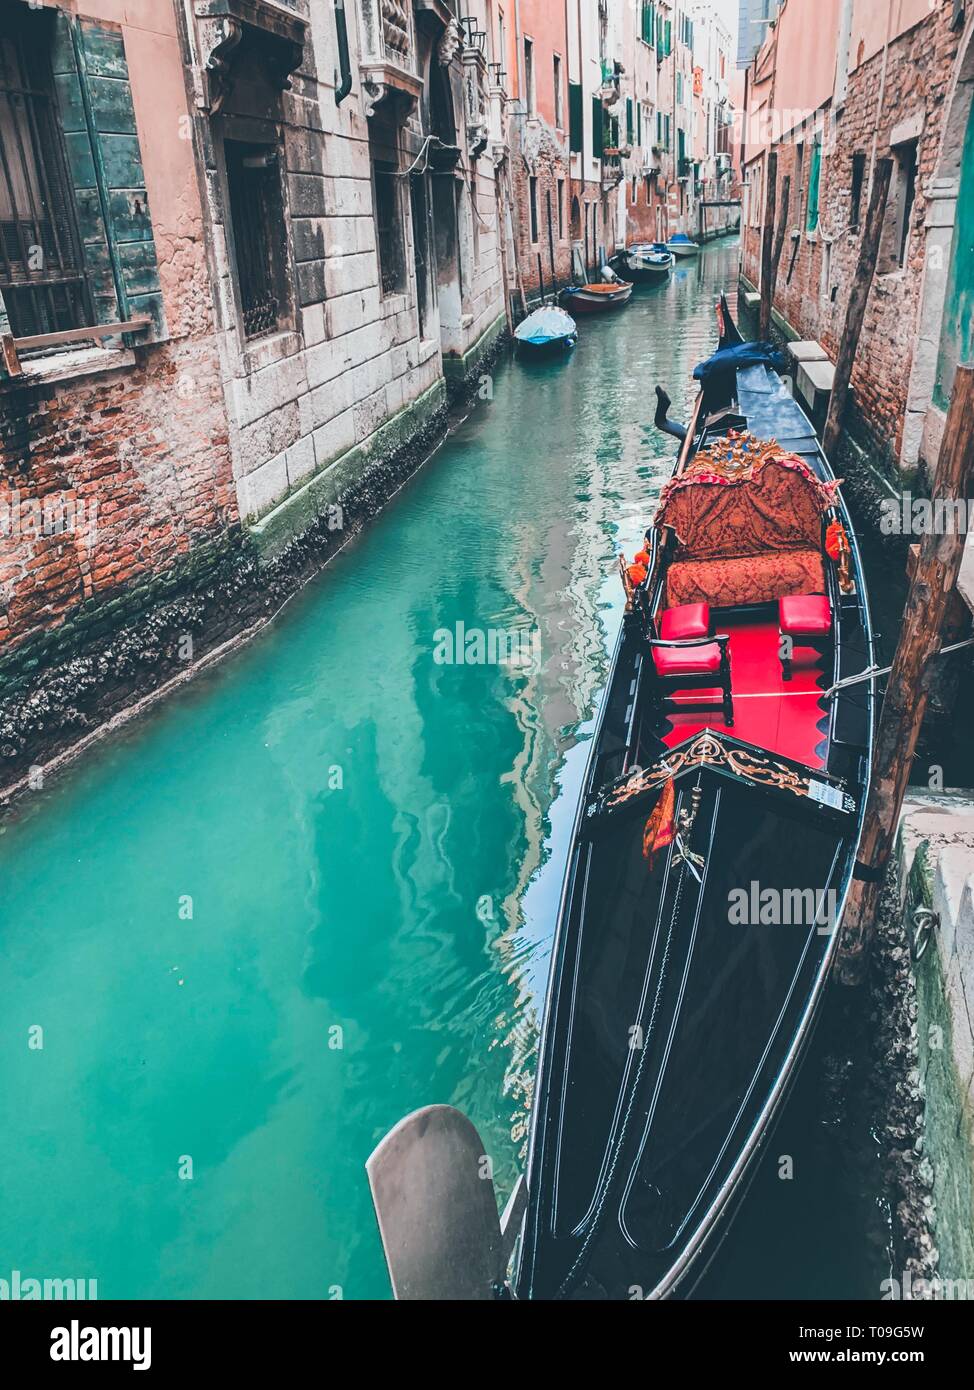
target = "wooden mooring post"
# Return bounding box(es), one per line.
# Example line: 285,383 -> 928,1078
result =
822,158 -> 893,460
758,149 -> 777,341
837,365 -> 974,987
770,174 -> 791,297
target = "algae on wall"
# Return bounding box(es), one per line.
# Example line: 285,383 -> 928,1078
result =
909,842 -> 974,1286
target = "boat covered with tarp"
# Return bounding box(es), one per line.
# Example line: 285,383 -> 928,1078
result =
514,304 -> 578,354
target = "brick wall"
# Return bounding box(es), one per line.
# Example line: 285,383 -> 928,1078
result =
0,340 -> 235,655
510,117 -> 573,296
742,7 -> 964,462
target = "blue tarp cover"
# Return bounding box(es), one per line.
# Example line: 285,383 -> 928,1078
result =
692,340 -> 789,382
514,306 -> 577,343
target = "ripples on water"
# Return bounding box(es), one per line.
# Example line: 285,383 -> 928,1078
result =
5,241 -> 866,1300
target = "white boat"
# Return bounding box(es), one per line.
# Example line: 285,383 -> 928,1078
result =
666,233 -> 701,258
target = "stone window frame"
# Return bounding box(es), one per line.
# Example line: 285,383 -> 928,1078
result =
878,122 -> 922,278
553,51 -> 563,131
213,111 -> 299,353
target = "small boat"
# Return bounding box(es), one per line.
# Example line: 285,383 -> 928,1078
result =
560,280 -> 633,314
514,304 -> 578,355
366,296 -> 876,1301
666,232 -> 701,258
611,242 -> 674,283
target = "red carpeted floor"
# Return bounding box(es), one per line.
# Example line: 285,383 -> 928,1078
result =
660,615 -> 829,770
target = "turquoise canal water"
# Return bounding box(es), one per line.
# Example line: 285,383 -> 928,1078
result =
0,238 -> 882,1299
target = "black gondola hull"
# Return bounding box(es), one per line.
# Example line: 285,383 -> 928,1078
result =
514,299 -> 874,1301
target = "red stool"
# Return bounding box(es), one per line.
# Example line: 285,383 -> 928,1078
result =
778,594 -> 832,681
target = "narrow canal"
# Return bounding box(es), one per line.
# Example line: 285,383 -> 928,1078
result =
0,237 -> 885,1299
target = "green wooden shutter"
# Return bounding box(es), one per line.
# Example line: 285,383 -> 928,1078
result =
51,14 -> 165,338
568,81 -> 583,153
637,102 -> 642,146
807,139 -> 822,231
592,96 -> 604,158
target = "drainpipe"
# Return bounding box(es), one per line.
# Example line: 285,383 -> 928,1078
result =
334,0 -> 353,105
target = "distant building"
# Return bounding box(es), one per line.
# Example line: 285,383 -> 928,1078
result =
737,0 -> 776,69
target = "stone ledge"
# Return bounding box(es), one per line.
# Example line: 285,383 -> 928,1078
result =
248,377 -> 448,557
899,793 -> 974,1282
441,311 -> 508,385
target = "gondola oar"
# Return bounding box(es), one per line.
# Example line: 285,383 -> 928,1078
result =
366,1104 -> 526,1300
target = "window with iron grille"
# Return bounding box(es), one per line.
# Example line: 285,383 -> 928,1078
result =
0,8 -> 90,339
373,159 -> 406,297
224,138 -> 290,341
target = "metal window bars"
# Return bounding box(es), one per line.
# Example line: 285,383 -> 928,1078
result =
0,16 -> 92,341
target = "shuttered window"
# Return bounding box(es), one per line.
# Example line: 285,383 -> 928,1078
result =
807,138 -> 822,232
592,96 -> 603,158
0,7 -> 91,341
641,3 -> 656,46
51,13 -> 164,338
568,81 -> 583,154
626,98 -> 634,145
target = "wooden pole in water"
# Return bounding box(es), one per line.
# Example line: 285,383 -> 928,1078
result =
822,158 -> 893,459
547,190 -> 557,292
758,148 -> 777,340
770,173 -> 791,301
836,365 -> 974,987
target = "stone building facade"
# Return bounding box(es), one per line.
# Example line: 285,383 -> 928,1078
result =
0,0 -> 236,668
740,0 -> 972,475
502,0 -> 573,300
179,0 -> 509,550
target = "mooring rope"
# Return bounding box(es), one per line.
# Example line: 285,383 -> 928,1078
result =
824,634 -> 974,698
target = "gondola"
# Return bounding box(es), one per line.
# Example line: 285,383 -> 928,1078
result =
560,280 -> 634,314
514,304 -> 578,356
611,242 -> 674,283
366,296 -> 876,1302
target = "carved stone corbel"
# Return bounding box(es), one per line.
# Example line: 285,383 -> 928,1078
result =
199,15 -> 243,113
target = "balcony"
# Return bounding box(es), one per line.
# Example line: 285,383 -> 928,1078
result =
601,152 -> 624,191
358,0 -> 422,118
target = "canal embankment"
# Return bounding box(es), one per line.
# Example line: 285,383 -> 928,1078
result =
0,333 -> 508,816
886,797 -> 974,1297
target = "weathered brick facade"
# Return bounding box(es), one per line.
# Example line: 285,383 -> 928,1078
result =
741,1 -> 966,467
0,344 -> 234,655
0,1 -> 236,665
510,118 -> 573,298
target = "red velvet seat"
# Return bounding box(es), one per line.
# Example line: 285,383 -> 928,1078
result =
649,633 -> 733,725
778,594 -> 832,681
652,642 -> 722,677
659,602 -> 711,642
778,593 -> 832,636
